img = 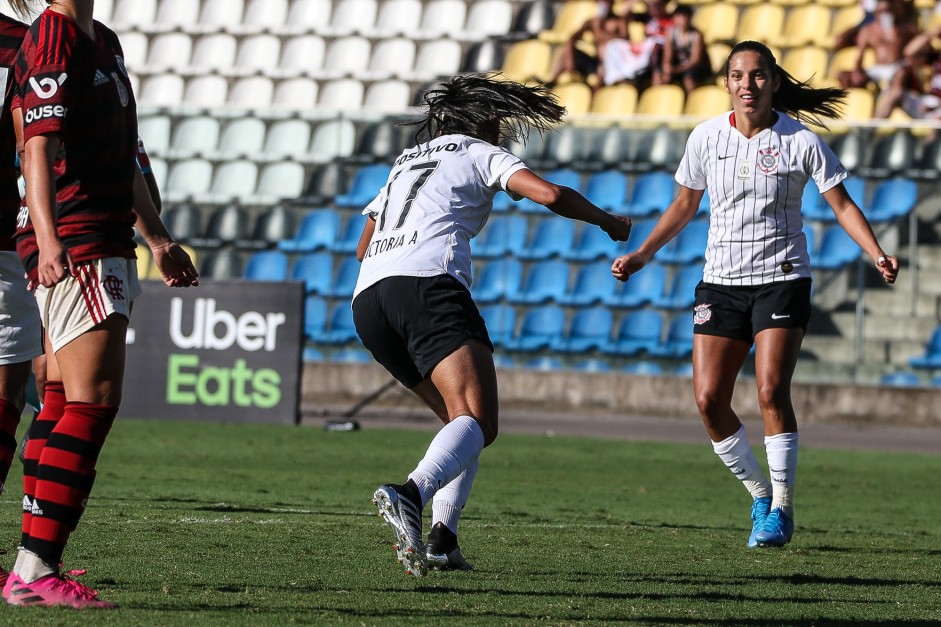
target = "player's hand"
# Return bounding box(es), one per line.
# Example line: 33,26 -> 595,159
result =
611,251 -> 647,282
151,241 -> 199,288
875,254 -> 899,285
34,238 -> 74,289
603,214 -> 632,241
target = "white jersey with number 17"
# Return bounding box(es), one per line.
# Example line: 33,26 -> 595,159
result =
352,133 -> 526,301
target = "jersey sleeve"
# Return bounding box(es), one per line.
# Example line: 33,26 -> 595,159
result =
17,21 -> 75,141
804,132 -> 848,193
674,124 -> 707,190
466,141 -> 527,195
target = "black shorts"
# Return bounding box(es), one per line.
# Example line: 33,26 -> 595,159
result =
692,279 -> 812,343
573,49 -> 600,76
352,274 -> 494,389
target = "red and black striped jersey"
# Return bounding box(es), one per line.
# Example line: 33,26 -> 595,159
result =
15,9 -> 138,277
0,14 -> 27,252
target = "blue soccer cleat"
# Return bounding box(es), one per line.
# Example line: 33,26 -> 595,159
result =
753,507 -> 794,547
747,496 -> 772,548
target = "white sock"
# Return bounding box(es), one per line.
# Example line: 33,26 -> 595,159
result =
409,415 -> 484,506
765,432 -> 798,517
432,457 -> 479,535
712,425 -> 772,499
14,549 -> 56,583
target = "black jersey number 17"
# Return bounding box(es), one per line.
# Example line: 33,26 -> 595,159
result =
376,160 -> 440,232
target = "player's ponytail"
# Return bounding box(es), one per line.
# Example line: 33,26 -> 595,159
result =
726,41 -> 847,128
407,73 -> 566,144
7,0 -> 45,20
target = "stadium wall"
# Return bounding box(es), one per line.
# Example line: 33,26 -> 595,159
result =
304,363 -> 941,427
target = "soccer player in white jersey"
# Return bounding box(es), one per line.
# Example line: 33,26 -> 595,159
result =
612,41 -> 900,548
353,74 -> 632,576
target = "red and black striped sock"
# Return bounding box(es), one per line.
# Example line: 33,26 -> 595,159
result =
0,397 -> 21,492
21,381 -> 65,548
26,401 -> 116,565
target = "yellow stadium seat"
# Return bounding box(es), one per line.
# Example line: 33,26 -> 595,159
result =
772,5 -> 832,48
824,5 -> 865,47
735,4 -> 785,43
780,46 -> 830,84
148,244 -> 198,281
136,245 -> 152,280
707,42 -> 732,77
841,87 -> 875,123
538,0 -> 599,45
502,39 -> 553,83
816,0 -> 855,6
590,83 -> 639,115
771,0 -> 810,7
552,82 -> 593,116
636,84 -> 685,117
683,84 -> 731,117
725,0 -> 762,6
692,2 -> 738,45
826,46 -> 875,83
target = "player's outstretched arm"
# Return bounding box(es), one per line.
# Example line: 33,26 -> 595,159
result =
356,216 -> 377,261
506,169 -> 632,241
821,183 -> 899,284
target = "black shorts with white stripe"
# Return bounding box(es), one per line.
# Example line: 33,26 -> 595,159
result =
691,278 -> 812,342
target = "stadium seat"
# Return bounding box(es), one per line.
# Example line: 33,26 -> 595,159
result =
460,39 -> 506,74
304,296 -> 329,340
290,252 -> 334,294
559,261 -> 620,307
590,84 -> 639,116
571,358 -> 610,373
333,215 -> 369,254
228,77 -> 274,108
692,2 -> 738,44
907,135 -> 941,181
263,119 -> 312,161
280,210 -> 340,253
472,258 -> 524,303
164,158 -> 213,201
235,0 -> 289,34
314,304 -> 359,345
138,114 -> 171,156
879,371 -> 922,388
826,131 -> 867,174
510,259 -> 571,304
238,205 -> 297,250
119,32 -> 148,72
603,309 -> 664,357
135,245 -> 152,282
614,260 -> 667,308
504,305 -> 567,352
191,204 -> 250,248
365,0 -> 422,37
621,126 -> 685,173
652,264 -> 702,310
516,168 -> 581,213
94,0 -> 113,22
199,247 -> 243,280
197,0 -> 245,32
206,160 -> 258,204
910,327 -> 941,369
504,127 -> 550,167
658,219 -> 709,265
362,38 -> 416,82
815,224 -> 861,269
475,214 -> 528,258
462,0 -> 513,40
866,178 -> 917,223
840,88 -> 875,124
251,162 -> 307,205
683,85 -> 730,117
551,306 -> 613,353
328,348 -> 373,364
322,0 -> 378,36
800,180 -> 832,222
154,0 -> 199,31
273,78 -> 320,109
803,224 -> 817,258
404,39 -> 463,83
187,34 -> 238,76
624,217 -> 657,252
233,35 -> 282,78
111,0 -> 157,31
161,203 -> 203,243
347,120 -> 402,164
314,37 -> 371,81
563,221 -> 621,262
243,250 -> 289,281
519,218 -> 576,260
735,4 -> 785,43
139,74 -> 184,107
636,84 -> 685,118
502,39 -> 553,84
415,0 -> 467,40
507,0 -> 555,41
183,75 -> 228,107
335,164 -> 392,208
773,5 -> 832,49
622,171 -> 675,217
622,361 -> 663,375
283,0 -> 332,34
318,79 -> 366,112
215,117 -> 266,160
706,42 -> 732,77
779,46 -> 830,84
552,83 -> 592,116
276,36 -> 326,79
572,126 -> 630,171
537,0 -> 595,44
363,80 -> 412,113
479,304 -> 517,347
299,162 -> 345,206
825,4 -> 866,47
523,356 -> 565,371
652,314 -> 695,358
858,131 -> 916,179
149,158 -> 168,191
326,256 -> 362,299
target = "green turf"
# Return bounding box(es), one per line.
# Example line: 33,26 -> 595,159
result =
0,418 -> 937,625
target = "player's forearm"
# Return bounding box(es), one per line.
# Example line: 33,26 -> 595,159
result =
636,196 -> 697,261
23,136 -> 61,247
544,185 -> 616,229
132,166 -> 174,249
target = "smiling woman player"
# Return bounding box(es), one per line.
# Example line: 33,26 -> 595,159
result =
612,41 -> 899,548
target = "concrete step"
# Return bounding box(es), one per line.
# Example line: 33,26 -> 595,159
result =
864,289 -> 940,318
828,311 -> 938,342
801,335 -> 890,366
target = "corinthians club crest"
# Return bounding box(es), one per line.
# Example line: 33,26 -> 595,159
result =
757,147 -> 780,174
693,303 -> 712,325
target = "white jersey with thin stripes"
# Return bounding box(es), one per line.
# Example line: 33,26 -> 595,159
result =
676,111 -> 848,286
353,134 -> 526,301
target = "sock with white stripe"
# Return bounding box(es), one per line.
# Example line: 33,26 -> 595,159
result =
764,432 -> 798,517
408,416 -> 484,507
432,457 -> 479,536
712,425 -> 772,499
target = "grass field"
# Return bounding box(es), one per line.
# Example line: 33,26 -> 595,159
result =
0,418 -> 937,625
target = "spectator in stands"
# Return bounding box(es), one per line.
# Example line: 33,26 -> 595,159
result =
5,0 -> 198,610
600,0 -> 672,89
874,21 -> 941,123
834,0 -> 878,50
837,0 -> 920,90
654,5 -> 712,94
612,41 -> 898,551
355,74 -> 631,577
546,8 -> 625,86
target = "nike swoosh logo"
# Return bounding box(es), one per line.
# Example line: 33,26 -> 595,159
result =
718,155 -> 733,160
771,313 -> 790,319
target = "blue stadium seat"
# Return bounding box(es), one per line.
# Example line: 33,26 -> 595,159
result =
800,181 -> 830,222
504,305 -> 566,352
524,355 -> 565,371
326,256 -> 361,298
584,170 -> 629,212
314,303 -> 358,345
476,215 -> 528,258
910,326 -> 941,369
696,189 -> 710,216
603,309 -> 664,356
625,218 -> 657,252
652,314 -> 694,358
815,225 -> 861,270
658,219 -> 709,265
615,261 -> 667,308
843,176 -> 867,209
291,252 -> 334,295
866,177 -> 917,223
622,360 -> 663,375
551,306 -> 613,353
479,303 -> 517,348
879,371 -> 922,387
509,260 -> 570,304
652,265 -> 702,310
302,347 -> 325,362
803,224 -> 817,258
515,168 -> 581,213
278,209 -> 340,252
572,357 -> 611,372
621,171 -> 675,217
559,261 -> 619,307
673,361 -> 694,377
333,214 -> 368,254
304,295 -> 329,339
472,258 -> 524,303
329,347 -> 373,363
334,164 -> 391,208
491,190 -> 517,213
243,250 -> 289,281
519,218 -> 575,260
564,224 -> 620,262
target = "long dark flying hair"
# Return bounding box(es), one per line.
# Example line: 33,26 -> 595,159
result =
726,41 -> 847,128
406,73 -> 566,144
8,0 -> 45,20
